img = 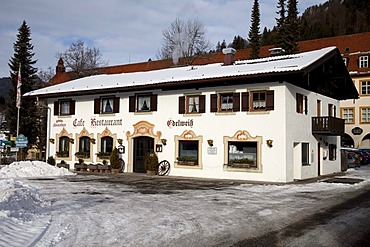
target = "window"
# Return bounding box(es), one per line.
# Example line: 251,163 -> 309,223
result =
54,99 -> 75,116
178,95 -> 205,114
302,143 -> 309,165
78,137 -> 91,158
177,140 -> 199,165
101,136 -> 113,153
361,107 -> 370,123
94,96 -> 119,114
57,136 -> 69,157
341,108 -> 354,124
228,141 -> 257,168
359,56 -> 369,68
328,104 -> 336,117
241,90 -> 274,112
329,144 -> 337,161
361,81 -> 370,95
210,93 -> 240,112
296,93 -> 308,114
129,94 -> 158,112
343,57 -> 348,67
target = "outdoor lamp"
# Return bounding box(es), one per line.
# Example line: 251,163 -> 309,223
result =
49,138 -> 55,144
207,139 -> 214,147
91,138 -> 96,144
117,139 -> 123,144
266,139 -> 273,147
161,139 -> 167,146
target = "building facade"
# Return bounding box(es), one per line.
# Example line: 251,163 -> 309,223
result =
26,47 -> 357,182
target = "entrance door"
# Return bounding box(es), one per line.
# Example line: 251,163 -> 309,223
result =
133,136 -> 154,173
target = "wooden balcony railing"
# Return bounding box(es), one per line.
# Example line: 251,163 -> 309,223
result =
312,116 -> 344,136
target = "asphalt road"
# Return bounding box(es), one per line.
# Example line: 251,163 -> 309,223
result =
233,189 -> 370,247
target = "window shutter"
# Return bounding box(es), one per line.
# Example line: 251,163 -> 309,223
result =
94,98 -> 100,114
266,90 -> 274,111
241,92 -> 250,111
70,100 -> 76,115
113,97 -> 120,113
199,95 -> 206,113
210,94 -> 217,112
304,96 -> 308,115
233,93 -> 240,112
179,96 -> 185,114
129,96 -> 136,112
54,101 -> 59,116
150,95 -> 158,111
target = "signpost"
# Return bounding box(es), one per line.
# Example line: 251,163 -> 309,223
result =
15,134 -> 28,148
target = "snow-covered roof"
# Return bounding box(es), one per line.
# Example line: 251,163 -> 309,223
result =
24,47 -> 342,97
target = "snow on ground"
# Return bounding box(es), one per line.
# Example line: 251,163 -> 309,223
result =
1,162 -> 370,247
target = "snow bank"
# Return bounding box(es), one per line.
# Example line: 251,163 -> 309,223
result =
0,161 -> 75,178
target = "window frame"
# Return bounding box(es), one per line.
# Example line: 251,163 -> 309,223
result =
94,96 -> 120,114
360,80 -> 370,96
328,144 -> 337,161
129,94 -> 158,113
178,95 -> 205,114
241,90 -> 274,112
227,141 -> 258,169
341,107 -> 355,124
360,107 -> 370,124
302,142 -> 310,166
359,56 -> 369,68
296,93 -> 308,115
101,136 -> 113,153
54,99 -> 75,116
174,130 -> 203,169
210,92 -> 240,113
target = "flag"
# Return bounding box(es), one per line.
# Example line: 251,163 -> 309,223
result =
16,65 -> 21,108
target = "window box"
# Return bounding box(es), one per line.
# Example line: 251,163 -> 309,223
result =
228,158 -> 255,168
96,152 -> 111,159
74,151 -> 90,159
176,156 -> 198,166
56,151 -> 69,158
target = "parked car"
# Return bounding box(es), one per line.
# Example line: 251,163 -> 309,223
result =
358,147 -> 370,165
340,147 -> 361,169
347,152 -> 361,168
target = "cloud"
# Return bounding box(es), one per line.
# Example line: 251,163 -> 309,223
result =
0,0 -> 325,77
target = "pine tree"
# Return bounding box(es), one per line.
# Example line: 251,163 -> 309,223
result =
275,0 -> 288,52
248,0 -> 261,59
285,0 -> 299,54
6,21 -> 40,149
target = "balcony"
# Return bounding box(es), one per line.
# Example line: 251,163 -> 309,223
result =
312,116 -> 344,136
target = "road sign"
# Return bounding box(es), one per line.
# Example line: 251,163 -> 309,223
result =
15,134 -> 28,148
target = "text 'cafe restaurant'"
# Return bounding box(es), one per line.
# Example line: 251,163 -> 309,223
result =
24,47 -> 358,183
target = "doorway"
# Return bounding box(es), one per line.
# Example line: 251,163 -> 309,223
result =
133,136 -> 154,173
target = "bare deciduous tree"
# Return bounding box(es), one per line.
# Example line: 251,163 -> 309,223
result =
57,40 -> 107,78
158,18 -> 211,65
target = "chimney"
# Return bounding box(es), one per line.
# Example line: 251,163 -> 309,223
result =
56,57 -> 65,75
222,48 -> 236,65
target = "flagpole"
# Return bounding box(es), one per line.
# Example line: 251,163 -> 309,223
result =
16,63 -> 21,161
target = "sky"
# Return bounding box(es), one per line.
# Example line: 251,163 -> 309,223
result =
0,0 -> 326,78
1,161 -> 370,246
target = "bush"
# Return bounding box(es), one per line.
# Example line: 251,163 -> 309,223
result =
144,151 -> 159,172
110,148 -> 120,169
47,156 -> 56,166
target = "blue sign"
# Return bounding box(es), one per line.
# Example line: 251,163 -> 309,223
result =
15,134 -> 28,148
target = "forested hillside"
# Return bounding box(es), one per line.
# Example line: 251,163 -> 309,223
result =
261,0 -> 370,46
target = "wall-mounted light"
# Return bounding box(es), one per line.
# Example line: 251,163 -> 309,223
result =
266,139 -> 273,147
91,138 -> 96,144
69,138 -> 74,144
207,139 -> 214,147
161,139 -> 167,146
117,139 -> 123,144
49,138 -> 55,144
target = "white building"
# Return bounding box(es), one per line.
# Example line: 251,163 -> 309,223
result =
25,47 -> 358,182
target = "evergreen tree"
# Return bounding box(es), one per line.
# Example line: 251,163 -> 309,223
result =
6,21 -> 40,149
231,35 -> 248,50
248,0 -> 261,59
275,0 -> 288,52
285,0 -> 299,53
